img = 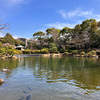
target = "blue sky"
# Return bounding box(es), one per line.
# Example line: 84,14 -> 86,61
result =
0,0 -> 100,38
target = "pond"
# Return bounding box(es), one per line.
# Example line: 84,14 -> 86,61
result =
0,56 -> 100,100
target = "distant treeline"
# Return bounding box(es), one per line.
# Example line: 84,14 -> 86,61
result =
1,19 -> 100,54
27,19 -> 100,52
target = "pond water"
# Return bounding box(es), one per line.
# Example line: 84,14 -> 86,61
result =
0,56 -> 100,100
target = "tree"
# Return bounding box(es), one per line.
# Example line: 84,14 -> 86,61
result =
49,43 -> 58,53
80,19 -> 98,48
0,42 -> 3,48
31,18 -> 100,50
4,33 -> 15,45
33,31 -> 45,38
0,48 -> 6,57
60,27 -> 72,36
0,33 -> 24,46
33,31 -> 45,49
59,27 -> 73,49
46,28 -> 60,46
27,38 -> 37,50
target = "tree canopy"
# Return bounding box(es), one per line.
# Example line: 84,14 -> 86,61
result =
31,19 -> 100,50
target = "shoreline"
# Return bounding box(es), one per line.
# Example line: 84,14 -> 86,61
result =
14,54 -> 99,58
0,54 -> 99,60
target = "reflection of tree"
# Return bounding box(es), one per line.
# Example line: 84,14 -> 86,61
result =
0,59 -> 19,79
21,57 -> 100,92
8,56 -> 100,93
0,59 -> 19,70
71,69 -> 100,91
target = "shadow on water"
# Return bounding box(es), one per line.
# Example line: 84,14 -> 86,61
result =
18,93 -> 32,100
18,86 -> 32,100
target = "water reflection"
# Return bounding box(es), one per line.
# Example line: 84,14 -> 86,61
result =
0,56 -> 100,99
0,59 -> 19,80
17,57 -> 100,93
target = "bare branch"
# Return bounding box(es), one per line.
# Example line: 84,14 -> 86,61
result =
0,19 -> 9,33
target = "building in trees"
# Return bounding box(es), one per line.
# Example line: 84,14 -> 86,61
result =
16,45 -> 24,50
17,38 -> 28,48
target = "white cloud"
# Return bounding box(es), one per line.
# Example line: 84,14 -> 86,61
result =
13,35 -> 21,39
0,33 -> 27,39
46,22 -> 76,29
13,35 -> 30,39
67,9 -> 92,19
59,10 -> 66,18
0,33 -> 6,37
59,8 -> 100,21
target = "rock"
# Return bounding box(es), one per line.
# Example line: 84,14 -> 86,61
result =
12,56 -> 18,59
0,79 -> 5,83
1,57 -> 6,60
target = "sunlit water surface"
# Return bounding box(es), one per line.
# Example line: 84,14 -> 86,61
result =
0,56 -> 100,100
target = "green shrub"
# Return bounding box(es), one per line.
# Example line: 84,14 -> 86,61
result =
72,50 -> 78,54
49,43 -> 56,48
91,50 -> 96,55
23,49 -> 31,54
49,47 -> 58,53
80,52 -> 85,55
64,52 -> 68,55
16,50 -> 23,54
35,50 -> 40,54
55,51 -> 59,54
31,50 -> 36,54
8,46 -> 14,49
8,50 -> 18,56
87,52 -> 92,56
59,48 -> 65,53
40,48 -> 48,54
13,51 -> 19,55
49,43 -> 59,53
0,48 -> 6,55
31,50 -> 41,54
67,49 -> 72,52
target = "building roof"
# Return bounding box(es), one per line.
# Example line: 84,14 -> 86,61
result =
16,45 -> 24,48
